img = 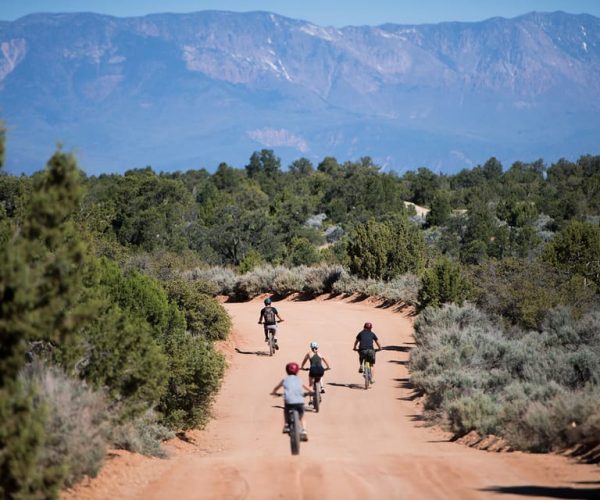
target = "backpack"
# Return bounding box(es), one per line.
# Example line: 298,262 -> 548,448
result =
263,306 -> 276,324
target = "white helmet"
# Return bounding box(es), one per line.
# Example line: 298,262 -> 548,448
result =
310,341 -> 319,349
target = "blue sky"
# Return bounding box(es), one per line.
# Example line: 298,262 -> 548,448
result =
2,0 -> 600,25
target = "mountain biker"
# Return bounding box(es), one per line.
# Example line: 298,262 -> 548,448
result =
353,321 -> 382,382
271,362 -> 311,441
301,341 -> 331,394
258,297 -> 284,349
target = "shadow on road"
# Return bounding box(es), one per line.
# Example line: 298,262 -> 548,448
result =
381,344 -> 412,352
394,377 -> 423,401
235,347 -> 271,356
327,381 -> 365,390
481,485 -> 600,499
388,359 -> 409,365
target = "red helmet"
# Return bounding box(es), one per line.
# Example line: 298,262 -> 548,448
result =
364,322 -> 373,330
285,362 -> 300,375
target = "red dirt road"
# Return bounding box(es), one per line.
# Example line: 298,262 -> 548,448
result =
65,296 -> 599,499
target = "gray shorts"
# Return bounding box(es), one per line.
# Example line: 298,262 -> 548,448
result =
359,349 -> 376,365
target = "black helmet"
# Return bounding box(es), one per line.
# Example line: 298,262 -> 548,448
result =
264,297 -> 272,305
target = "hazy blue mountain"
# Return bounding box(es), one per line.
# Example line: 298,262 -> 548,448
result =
0,10 -> 599,174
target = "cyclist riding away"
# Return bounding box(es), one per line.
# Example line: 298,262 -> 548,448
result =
353,321 -> 382,382
301,341 -> 331,394
258,297 -> 284,349
271,362 -> 311,441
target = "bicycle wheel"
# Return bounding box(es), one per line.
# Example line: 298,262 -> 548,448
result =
289,410 -> 300,455
268,331 -> 275,356
313,381 -> 320,413
363,363 -> 371,390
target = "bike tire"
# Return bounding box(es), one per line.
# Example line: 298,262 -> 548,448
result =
313,382 -> 320,413
290,410 -> 300,455
364,364 -> 371,390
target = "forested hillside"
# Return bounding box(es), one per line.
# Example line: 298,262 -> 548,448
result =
1,127 -> 599,496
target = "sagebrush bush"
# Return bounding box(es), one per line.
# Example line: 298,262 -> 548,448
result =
302,265 -> 345,295
411,302 -> 600,453
110,410 -> 173,458
446,392 -> 500,436
21,362 -> 110,488
272,267 -> 306,295
233,265 -> 283,299
184,266 -> 236,296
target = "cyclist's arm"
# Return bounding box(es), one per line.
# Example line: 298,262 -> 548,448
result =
321,355 -> 331,369
258,311 -> 264,323
300,353 -> 310,369
271,380 -> 284,394
276,313 -> 284,321
375,340 -> 382,350
353,339 -> 359,350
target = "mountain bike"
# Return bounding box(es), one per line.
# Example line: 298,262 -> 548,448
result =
260,320 -> 282,356
303,368 -> 329,412
355,348 -> 378,390
272,394 -> 308,455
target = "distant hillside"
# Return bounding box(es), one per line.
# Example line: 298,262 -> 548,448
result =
1,10 -> 599,174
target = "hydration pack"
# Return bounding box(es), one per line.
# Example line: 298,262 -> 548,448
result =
263,306 -> 276,324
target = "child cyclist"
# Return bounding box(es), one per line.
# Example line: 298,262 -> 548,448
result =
300,341 -> 331,394
271,362 -> 311,441
258,297 -> 284,348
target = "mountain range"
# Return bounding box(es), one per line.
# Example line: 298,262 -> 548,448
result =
0,10 -> 599,175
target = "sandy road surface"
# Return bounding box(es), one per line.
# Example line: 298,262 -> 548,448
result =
66,295 -> 599,500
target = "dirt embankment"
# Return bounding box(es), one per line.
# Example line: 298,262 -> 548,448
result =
64,295 -> 600,500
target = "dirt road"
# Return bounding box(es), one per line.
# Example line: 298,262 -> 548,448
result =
66,295 -> 600,499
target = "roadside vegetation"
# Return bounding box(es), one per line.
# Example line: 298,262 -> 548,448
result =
1,120 -> 599,496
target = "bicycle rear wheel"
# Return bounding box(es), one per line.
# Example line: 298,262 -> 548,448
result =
363,363 -> 371,390
313,381 -> 320,412
289,410 -> 300,455
268,331 -> 275,356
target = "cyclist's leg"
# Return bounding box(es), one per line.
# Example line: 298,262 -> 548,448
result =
297,405 -> 307,436
369,350 -> 376,380
263,324 -> 269,341
358,350 -> 365,372
283,405 -> 290,432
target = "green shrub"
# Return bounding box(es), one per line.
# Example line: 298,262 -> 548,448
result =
347,217 -> 427,280
163,279 -> 231,340
158,305 -> 226,429
417,258 -> 470,311
80,302 -> 168,420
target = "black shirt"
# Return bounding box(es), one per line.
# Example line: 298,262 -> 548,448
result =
356,329 -> 378,350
